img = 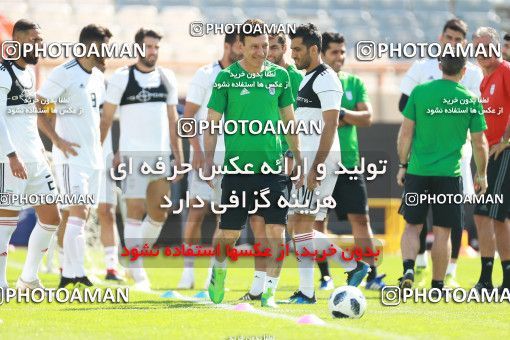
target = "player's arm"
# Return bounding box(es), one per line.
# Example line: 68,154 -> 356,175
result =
36,95 -> 79,158
167,104 -> 184,169
100,102 -> 117,144
0,87 -> 27,179
471,131 -> 489,195
396,117 -> 414,186
203,108 -> 222,187
340,102 -> 373,127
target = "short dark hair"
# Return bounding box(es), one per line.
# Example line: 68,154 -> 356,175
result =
504,33 -> 510,41
12,19 -> 40,35
134,28 -> 162,45
79,24 -> 112,45
440,54 -> 466,76
321,32 -> 345,54
269,33 -> 286,46
224,32 -> 239,45
442,19 -> 468,38
239,19 -> 265,44
289,23 -> 321,50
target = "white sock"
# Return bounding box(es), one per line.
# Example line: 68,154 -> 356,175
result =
62,225 -> 75,278
21,221 -> 57,282
65,217 -> 86,277
294,232 -> 315,298
141,216 -> 164,247
313,230 -> 357,271
0,217 -> 18,287
104,246 -> 118,271
264,275 -> 279,294
124,218 -> 146,282
249,270 -> 266,296
446,262 -> 457,277
212,256 -> 226,269
58,246 -> 64,270
416,252 -> 428,268
183,243 -> 196,269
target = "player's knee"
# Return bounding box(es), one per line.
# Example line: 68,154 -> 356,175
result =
68,205 -> 89,220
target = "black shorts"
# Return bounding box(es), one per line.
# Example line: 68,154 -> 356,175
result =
219,174 -> 292,230
331,173 -> 369,220
399,174 -> 464,229
474,149 -> 510,222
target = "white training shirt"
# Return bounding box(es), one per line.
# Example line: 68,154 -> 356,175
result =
400,58 -> 483,96
186,60 -> 225,164
0,62 -> 45,164
38,59 -> 106,169
105,65 -> 178,155
295,64 -> 343,169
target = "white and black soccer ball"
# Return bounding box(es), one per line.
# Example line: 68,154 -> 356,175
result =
328,286 -> 367,319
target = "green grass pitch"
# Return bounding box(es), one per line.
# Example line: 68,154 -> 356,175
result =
1,248 -> 509,339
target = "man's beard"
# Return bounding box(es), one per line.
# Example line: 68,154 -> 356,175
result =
140,56 -> 157,67
229,51 -> 242,63
271,54 -> 283,65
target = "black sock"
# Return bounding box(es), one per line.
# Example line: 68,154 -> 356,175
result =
501,260 -> 510,288
317,260 -> 330,279
479,257 -> 494,284
431,280 -> 444,289
403,259 -> 415,275
367,265 -> 377,281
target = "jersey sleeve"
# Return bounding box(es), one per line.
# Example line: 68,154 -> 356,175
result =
469,101 -> 487,133
0,87 -> 16,156
0,65 -> 12,91
354,76 -> 370,103
186,67 -> 208,106
402,88 -> 417,121
278,69 -> 294,108
38,66 -> 67,101
207,71 -> 228,114
105,69 -> 128,105
161,68 -> 178,105
400,60 -> 422,96
313,71 -> 343,112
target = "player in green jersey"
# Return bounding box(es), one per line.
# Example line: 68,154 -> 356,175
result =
204,19 -> 304,307
239,32 -> 305,301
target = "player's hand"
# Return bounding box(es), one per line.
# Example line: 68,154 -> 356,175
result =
489,141 -> 510,160
191,150 -> 205,170
203,162 -> 215,189
474,173 -> 488,196
112,151 -> 121,169
8,154 -> 28,180
55,137 -> 80,158
306,166 -> 320,191
396,167 -> 406,187
172,160 -> 184,183
291,158 -> 304,190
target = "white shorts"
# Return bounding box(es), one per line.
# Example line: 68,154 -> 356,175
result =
0,161 -> 58,211
289,171 -> 338,216
121,154 -> 173,199
187,169 -> 222,204
56,164 -> 102,208
461,142 -> 475,196
99,172 -> 117,205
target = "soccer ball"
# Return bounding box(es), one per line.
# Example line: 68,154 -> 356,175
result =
328,286 -> 367,319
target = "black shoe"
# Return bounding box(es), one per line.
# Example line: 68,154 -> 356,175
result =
105,270 -> 124,282
239,292 -> 262,301
286,290 -> 317,304
474,281 -> 494,293
58,276 -> 75,289
398,270 -> 414,289
75,276 -> 94,287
